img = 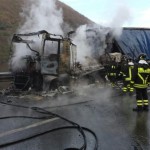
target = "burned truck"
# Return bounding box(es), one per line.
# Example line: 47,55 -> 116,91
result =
1,30 -> 105,93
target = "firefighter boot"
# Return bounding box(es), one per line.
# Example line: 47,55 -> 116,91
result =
143,105 -> 149,111
133,106 -> 143,112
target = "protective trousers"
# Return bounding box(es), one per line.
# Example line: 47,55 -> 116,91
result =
135,88 -> 149,108
108,75 -> 116,87
122,80 -> 134,93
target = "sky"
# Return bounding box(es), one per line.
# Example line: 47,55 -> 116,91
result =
59,0 -> 150,28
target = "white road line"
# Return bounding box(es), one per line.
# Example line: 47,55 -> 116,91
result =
0,117 -> 59,138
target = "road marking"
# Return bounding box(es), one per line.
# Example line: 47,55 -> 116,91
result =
0,117 -> 59,138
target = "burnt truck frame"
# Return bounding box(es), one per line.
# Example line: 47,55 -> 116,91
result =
0,30 -> 106,93
8,30 -> 78,91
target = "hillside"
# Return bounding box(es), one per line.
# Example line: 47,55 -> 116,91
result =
0,0 -> 24,63
57,1 -> 93,29
0,0 -> 93,67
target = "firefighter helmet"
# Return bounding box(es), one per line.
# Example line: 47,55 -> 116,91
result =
127,56 -> 133,62
121,55 -> 128,62
138,53 -> 147,60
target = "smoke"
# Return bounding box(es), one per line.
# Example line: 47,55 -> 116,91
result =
71,2 -> 132,66
106,2 -> 132,37
34,85 -> 114,110
72,24 -> 111,66
11,0 -> 64,71
72,25 -> 93,66
10,43 -> 33,70
10,0 -> 131,71
19,0 -> 63,34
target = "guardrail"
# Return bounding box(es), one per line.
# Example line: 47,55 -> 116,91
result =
0,72 -> 13,81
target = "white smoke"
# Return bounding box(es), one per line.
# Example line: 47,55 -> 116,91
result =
106,3 -> 132,37
71,2 -> 131,66
19,0 -> 63,34
72,25 -> 93,66
72,24 -> 110,66
10,43 -> 33,70
11,0 -> 64,71
11,0 -> 132,71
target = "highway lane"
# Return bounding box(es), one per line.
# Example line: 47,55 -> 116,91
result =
0,87 -> 149,150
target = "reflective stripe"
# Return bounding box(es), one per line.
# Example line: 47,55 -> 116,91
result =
145,76 -> 148,84
134,84 -> 148,87
130,89 -> 134,92
130,81 -> 134,84
127,84 -> 130,87
144,100 -> 148,102
134,84 -> 148,88
138,68 -> 150,73
125,78 -> 131,81
125,67 -> 132,81
138,73 -> 145,84
110,73 -> 116,76
143,99 -> 149,105
122,87 -> 127,89
108,73 -> 116,76
120,71 -> 123,74
137,67 -> 150,85
122,86 -> 127,91
137,100 -> 143,103
137,103 -> 143,106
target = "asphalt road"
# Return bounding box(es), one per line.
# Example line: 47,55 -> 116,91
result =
0,86 -> 150,150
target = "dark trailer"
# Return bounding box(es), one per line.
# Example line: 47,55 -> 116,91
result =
112,27 -> 150,60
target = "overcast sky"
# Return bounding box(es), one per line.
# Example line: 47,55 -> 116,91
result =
59,0 -> 150,28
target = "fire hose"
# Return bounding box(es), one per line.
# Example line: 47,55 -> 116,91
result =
0,100 -> 98,150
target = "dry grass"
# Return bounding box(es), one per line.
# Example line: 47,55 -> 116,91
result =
0,0 -> 24,65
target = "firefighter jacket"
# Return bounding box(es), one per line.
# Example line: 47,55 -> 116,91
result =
132,60 -> 150,88
120,61 -> 128,79
106,62 -> 117,77
120,61 -> 134,81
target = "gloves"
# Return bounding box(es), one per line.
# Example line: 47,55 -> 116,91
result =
105,75 -> 109,81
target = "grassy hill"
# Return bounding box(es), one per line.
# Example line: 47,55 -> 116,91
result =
0,0 -> 93,69
0,0 -> 24,64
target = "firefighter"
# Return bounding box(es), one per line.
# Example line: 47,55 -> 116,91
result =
132,53 -> 150,111
127,58 -> 134,93
106,58 -> 117,87
120,55 -> 128,92
120,56 -> 134,93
